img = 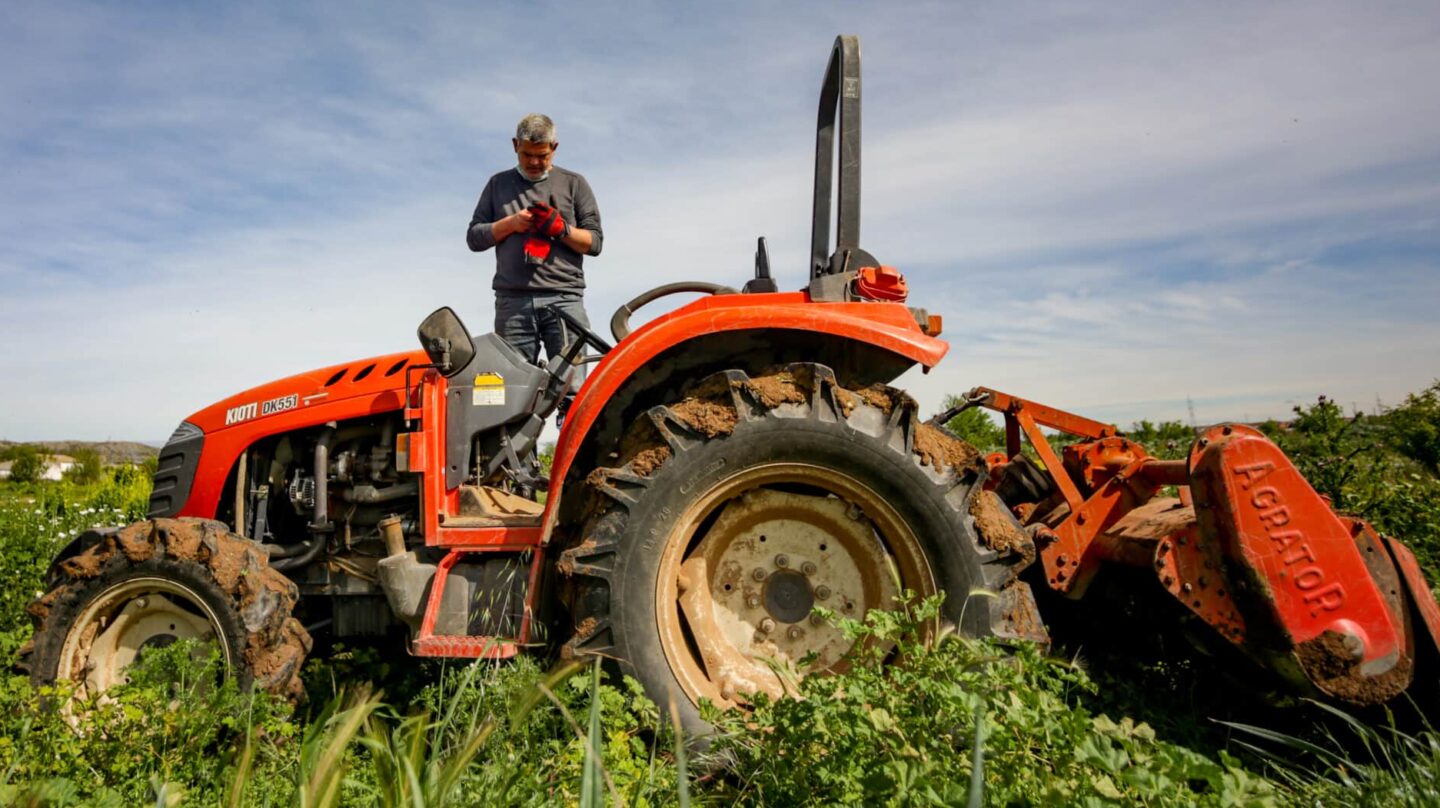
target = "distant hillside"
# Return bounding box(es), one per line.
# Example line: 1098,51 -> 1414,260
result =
0,441 -> 159,465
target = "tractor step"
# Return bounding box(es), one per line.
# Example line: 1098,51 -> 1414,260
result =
412,634 -> 519,658
411,547 -> 540,659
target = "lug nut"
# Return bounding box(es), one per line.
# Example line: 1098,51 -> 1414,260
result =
775,554 -> 790,568
815,585 -> 831,600
753,568 -> 767,581
746,594 -> 761,608
787,626 -> 804,641
759,618 -> 776,633
809,613 -> 824,626
135,597 -> 149,609
801,561 -> 817,576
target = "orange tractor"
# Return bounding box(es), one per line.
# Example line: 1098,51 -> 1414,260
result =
23,37 -> 1438,732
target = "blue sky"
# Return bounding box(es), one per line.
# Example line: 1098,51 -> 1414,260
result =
2,1 -> 1437,442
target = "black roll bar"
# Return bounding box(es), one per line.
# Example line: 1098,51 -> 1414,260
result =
810,35 -> 863,279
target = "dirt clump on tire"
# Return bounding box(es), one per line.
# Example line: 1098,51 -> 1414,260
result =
629,446 -> 672,477
970,490 -> 1033,560
915,423 -> 982,474
744,369 -> 811,409
670,398 -> 738,438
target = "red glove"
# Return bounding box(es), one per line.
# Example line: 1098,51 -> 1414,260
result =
527,201 -> 569,239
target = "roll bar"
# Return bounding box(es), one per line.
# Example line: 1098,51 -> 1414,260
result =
810,35 -> 865,279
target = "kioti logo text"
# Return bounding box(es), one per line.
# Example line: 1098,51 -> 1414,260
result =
224,402 -> 258,425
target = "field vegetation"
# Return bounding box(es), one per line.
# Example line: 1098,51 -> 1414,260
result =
0,383 -> 1438,805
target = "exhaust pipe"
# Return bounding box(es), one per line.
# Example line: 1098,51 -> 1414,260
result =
312,423 -> 336,531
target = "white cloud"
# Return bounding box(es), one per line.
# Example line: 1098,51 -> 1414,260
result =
1,1 -> 1438,441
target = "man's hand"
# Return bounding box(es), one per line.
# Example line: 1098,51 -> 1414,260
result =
493,209 -> 535,241
527,201 -> 569,239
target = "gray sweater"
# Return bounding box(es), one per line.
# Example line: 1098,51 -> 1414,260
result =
466,166 -> 604,292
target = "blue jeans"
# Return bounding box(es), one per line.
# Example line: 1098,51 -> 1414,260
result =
494,291 -> 590,420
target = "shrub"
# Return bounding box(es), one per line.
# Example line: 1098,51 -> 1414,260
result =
0,641 -> 297,806
1387,381 -> 1440,476
7,446 -> 45,484
709,595 -> 1277,806
63,447 -> 104,486
1124,419 -> 1196,460
939,396 -> 1005,453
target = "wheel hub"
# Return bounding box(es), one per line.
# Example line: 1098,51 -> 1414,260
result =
661,466 -> 918,708
59,578 -> 226,700
763,570 -> 814,624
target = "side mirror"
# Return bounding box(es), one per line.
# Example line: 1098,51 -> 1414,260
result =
416,307 -> 476,377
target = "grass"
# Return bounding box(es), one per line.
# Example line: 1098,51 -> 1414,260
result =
2,381 -> 1440,804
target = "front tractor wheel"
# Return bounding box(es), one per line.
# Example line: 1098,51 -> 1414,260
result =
560,365 -> 1039,733
24,518 -> 310,702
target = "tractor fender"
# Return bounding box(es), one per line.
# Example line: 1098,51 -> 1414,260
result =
541,291 -> 948,542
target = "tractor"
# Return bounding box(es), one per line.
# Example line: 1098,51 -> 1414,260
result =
23,37 -> 1440,734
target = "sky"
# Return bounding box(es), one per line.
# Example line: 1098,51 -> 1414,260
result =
1,0 -> 1438,443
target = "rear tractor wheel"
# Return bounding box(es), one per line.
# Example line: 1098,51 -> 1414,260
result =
560,364 -> 1042,733
23,518 -> 310,702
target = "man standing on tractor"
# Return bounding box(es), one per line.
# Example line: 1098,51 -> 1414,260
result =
466,113 -> 604,427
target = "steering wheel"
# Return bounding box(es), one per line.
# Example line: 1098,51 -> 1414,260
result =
610,281 -> 738,341
546,305 -> 614,354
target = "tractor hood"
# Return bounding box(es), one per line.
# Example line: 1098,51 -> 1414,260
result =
184,349 -> 427,437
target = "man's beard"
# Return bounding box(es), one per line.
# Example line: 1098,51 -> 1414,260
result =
518,163 -> 550,181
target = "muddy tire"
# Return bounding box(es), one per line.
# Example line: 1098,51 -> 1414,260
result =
23,518 -> 310,701
559,364 -> 1039,734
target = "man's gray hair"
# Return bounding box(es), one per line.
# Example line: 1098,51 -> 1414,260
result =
516,113 -> 557,144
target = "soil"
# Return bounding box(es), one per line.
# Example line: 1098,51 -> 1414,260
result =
854,383 -> 896,413
116,522 -> 157,563
914,423 -> 982,474
970,490 -> 1033,561
557,536 -> 601,577
163,521 -> 203,561
584,467 -> 612,490
629,446 -> 672,477
1295,629 -> 1412,704
206,534 -> 253,592
998,579 -> 1047,641
247,622 -> 309,699
745,370 -> 809,409
1296,630 -> 1356,679
59,548 -> 106,580
670,399 -> 737,438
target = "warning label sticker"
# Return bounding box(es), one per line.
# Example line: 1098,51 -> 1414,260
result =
472,372 -> 505,406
